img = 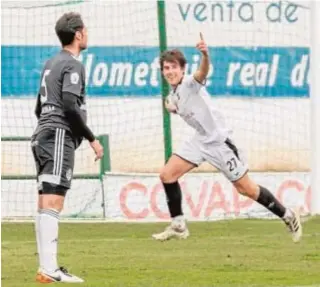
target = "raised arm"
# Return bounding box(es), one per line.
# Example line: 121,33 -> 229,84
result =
193,33 -> 210,84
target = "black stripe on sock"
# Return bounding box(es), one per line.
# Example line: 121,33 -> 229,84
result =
39,209 -> 60,220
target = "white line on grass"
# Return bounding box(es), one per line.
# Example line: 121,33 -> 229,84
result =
2,232 -> 320,246
1,238 -> 126,245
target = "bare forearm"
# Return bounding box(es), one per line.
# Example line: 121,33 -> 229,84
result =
199,54 -> 210,77
194,54 -> 210,83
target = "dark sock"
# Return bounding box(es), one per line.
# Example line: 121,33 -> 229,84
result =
162,181 -> 183,218
257,185 -> 286,218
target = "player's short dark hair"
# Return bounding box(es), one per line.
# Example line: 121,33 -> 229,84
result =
160,49 -> 187,71
55,12 -> 84,46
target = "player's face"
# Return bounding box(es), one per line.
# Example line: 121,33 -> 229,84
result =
76,27 -> 88,50
162,60 -> 184,87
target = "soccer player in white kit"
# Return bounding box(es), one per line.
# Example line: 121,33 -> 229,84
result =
152,34 -> 302,243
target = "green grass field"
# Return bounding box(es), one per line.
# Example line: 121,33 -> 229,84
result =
2,218 -> 320,287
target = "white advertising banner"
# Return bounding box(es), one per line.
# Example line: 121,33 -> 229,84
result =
103,172 -> 310,222
1,172 -> 310,220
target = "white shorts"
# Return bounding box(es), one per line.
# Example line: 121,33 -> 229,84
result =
175,137 -> 248,182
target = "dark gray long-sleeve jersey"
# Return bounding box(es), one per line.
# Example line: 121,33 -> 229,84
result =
33,50 -> 89,148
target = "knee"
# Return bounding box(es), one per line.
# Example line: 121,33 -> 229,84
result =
159,168 -> 177,183
38,194 -> 64,212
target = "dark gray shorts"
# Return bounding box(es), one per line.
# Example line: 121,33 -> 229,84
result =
31,128 -> 75,194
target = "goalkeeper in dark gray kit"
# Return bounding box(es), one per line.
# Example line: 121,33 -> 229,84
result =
31,12 -> 103,283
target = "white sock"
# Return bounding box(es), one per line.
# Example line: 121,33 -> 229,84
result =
39,209 -> 59,273
283,208 -> 293,219
172,215 -> 186,230
173,215 -> 185,222
35,211 -> 43,269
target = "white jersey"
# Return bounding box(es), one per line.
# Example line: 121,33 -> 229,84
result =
169,75 -> 232,144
